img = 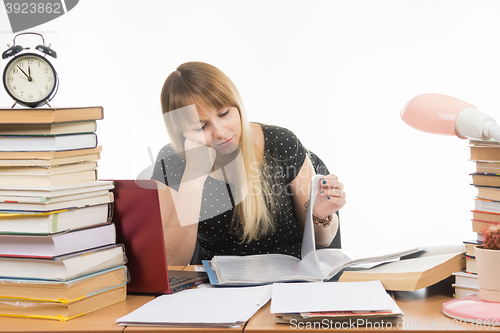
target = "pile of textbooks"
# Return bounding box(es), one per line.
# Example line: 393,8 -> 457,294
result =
0,107 -> 127,321
451,140 -> 500,298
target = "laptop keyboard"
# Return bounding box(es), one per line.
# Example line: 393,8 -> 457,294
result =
169,276 -> 193,284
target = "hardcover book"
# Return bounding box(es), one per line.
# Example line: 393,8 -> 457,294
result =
203,175 -> 422,286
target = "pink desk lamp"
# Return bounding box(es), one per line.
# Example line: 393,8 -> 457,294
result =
401,93 -> 500,326
401,93 -> 500,141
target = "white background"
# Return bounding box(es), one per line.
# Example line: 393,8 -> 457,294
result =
1,0 -> 499,250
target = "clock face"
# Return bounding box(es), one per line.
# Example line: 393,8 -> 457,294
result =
3,53 -> 57,108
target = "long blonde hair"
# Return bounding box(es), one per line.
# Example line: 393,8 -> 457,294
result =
160,62 -> 276,242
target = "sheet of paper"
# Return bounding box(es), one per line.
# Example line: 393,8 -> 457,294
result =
297,174 -> 324,278
343,252 -> 462,274
270,280 -> 396,314
116,285 -> 272,327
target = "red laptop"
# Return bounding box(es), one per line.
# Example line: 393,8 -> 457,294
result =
109,179 -> 207,294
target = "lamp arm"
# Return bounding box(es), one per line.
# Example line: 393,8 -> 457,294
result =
455,106 -> 497,140
489,124 -> 500,142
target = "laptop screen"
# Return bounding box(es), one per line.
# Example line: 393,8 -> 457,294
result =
110,179 -> 172,294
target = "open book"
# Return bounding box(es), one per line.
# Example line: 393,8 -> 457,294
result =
338,244 -> 465,291
203,175 -> 422,285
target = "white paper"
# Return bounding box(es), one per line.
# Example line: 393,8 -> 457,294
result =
116,285 -> 272,327
270,280 -> 396,314
297,174 -> 324,278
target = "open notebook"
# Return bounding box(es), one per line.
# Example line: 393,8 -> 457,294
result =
109,179 -> 207,294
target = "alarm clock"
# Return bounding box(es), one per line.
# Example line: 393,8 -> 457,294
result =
2,32 -> 59,108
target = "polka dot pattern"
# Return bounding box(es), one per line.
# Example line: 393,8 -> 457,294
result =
152,124 -> 307,260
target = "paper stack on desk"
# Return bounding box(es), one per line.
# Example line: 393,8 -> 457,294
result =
271,280 -> 403,326
116,285 -> 272,328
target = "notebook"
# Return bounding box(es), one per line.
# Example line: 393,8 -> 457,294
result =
109,179 -> 207,294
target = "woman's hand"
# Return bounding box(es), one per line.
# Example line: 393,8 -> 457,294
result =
182,138 -> 216,182
312,174 -> 346,219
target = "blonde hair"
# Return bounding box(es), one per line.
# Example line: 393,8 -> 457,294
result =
160,62 -> 276,242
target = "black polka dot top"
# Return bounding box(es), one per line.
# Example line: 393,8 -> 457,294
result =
152,124 -> 307,260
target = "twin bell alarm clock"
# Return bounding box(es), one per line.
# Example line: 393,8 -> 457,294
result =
2,32 -> 58,108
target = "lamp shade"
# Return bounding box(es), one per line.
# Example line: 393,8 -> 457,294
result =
400,93 -> 473,137
401,93 -> 500,141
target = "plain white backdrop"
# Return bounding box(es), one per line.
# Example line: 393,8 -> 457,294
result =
1,0 -> 499,250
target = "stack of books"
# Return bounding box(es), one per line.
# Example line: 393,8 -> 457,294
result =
0,107 -> 127,321
451,140 -> 500,297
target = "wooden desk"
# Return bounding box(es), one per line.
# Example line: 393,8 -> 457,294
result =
123,265 -> 244,332
0,295 -> 154,333
244,279 -> 495,332
124,323 -> 242,332
0,278 -> 495,332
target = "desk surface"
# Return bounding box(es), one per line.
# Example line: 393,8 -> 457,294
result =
0,295 -> 154,333
0,276 -> 494,332
244,279 -> 494,332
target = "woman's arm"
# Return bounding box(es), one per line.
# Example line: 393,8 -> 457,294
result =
155,138 -> 216,265
289,156 -> 345,247
157,180 -> 200,266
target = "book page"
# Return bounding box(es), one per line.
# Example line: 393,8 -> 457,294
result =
317,247 -> 424,280
316,249 -> 353,278
210,175 -> 326,284
211,254 -> 322,284
342,252 -> 463,274
297,175 -> 324,279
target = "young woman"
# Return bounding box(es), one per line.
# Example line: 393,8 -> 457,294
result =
152,62 -> 346,266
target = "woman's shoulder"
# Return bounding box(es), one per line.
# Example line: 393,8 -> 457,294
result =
156,143 -> 177,157
255,123 -> 306,169
254,123 -> 300,141
151,143 -> 185,187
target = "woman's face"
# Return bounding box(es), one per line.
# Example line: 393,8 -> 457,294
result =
182,104 -> 242,155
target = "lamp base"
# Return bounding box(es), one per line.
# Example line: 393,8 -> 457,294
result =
442,295 -> 500,326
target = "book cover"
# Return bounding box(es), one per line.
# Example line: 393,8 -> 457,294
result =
0,223 -> 116,258
0,244 -> 127,280
0,203 -> 112,235
0,265 -> 128,303
0,107 -> 104,124
0,121 -> 97,136
0,133 -> 97,152
0,285 -> 126,321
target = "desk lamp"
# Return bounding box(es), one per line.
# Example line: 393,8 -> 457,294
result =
401,93 -> 500,326
401,93 -> 500,141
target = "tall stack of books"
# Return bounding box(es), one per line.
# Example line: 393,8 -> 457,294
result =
452,140 -> 500,297
0,107 -> 127,321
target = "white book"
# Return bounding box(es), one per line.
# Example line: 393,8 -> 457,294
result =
0,244 -> 126,280
0,192 -> 113,212
0,223 -> 116,258
0,204 -> 111,234
0,180 -> 113,197
453,285 -> 479,298
452,271 -> 479,289
0,161 -> 97,175
0,170 -> 98,186
0,146 -> 101,167
0,189 -> 110,207
0,133 -> 97,152
204,175 -> 422,285
0,121 -> 96,136
474,199 -> 500,214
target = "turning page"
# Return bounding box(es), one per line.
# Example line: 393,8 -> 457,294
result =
205,175 -> 326,284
